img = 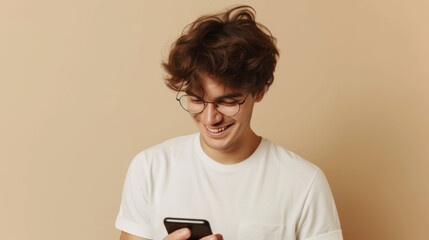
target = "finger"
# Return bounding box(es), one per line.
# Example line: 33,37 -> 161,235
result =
163,228 -> 191,240
214,234 -> 224,240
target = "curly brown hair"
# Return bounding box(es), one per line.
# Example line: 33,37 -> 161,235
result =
162,5 -> 279,95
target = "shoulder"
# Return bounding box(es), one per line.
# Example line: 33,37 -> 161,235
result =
263,139 -> 319,170
145,134 -> 195,154
261,138 -> 321,180
130,133 -> 197,169
260,139 -> 335,202
137,133 -> 195,155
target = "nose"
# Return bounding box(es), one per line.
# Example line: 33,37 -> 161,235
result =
201,102 -> 223,125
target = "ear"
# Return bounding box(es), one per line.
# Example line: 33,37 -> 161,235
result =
253,88 -> 266,102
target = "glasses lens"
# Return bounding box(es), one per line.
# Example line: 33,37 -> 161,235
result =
178,95 -> 241,116
215,98 -> 240,116
179,95 -> 204,113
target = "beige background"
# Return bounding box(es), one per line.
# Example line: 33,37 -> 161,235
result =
1,0 -> 428,239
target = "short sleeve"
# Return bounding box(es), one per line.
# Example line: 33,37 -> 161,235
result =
115,153 -> 153,239
296,169 -> 343,240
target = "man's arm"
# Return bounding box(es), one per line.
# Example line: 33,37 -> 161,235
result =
120,229 -> 223,240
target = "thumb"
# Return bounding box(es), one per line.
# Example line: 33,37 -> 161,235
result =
164,228 -> 191,240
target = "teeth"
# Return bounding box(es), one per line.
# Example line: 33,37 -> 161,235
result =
207,126 -> 228,133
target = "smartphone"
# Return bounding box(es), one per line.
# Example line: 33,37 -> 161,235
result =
164,217 -> 212,240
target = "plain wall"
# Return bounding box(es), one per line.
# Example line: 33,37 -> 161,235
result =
1,0 -> 428,239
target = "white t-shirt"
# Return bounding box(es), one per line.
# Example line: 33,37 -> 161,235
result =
116,133 -> 343,240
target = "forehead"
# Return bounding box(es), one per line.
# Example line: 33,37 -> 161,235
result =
186,75 -> 244,98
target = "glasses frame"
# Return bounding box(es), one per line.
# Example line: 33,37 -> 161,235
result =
176,87 -> 250,117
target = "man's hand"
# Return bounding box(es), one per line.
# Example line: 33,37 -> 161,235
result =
163,228 -> 223,240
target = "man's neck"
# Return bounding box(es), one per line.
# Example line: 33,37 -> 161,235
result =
200,131 -> 262,165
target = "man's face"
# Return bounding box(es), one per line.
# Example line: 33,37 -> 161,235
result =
188,76 -> 264,154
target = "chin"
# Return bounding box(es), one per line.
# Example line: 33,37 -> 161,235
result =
200,134 -> 233,151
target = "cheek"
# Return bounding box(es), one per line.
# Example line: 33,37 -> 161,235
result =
191,114 -> 201,123
241,104 -> 254,118
235,110 -> 253,125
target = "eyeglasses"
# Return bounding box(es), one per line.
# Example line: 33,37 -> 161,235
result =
176,91 -> 250,116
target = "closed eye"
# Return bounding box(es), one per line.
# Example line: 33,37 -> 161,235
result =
190,97 -> 203,103
216,99 -> 238,106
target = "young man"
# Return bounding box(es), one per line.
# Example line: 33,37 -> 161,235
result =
116,5 -> 343,240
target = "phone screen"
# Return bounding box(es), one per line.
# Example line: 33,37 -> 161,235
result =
164,217 -> 212,240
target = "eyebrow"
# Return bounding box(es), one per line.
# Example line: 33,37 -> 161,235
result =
188,92 -> 243,99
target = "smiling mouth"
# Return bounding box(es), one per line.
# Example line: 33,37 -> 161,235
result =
206,124 -> 233,133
